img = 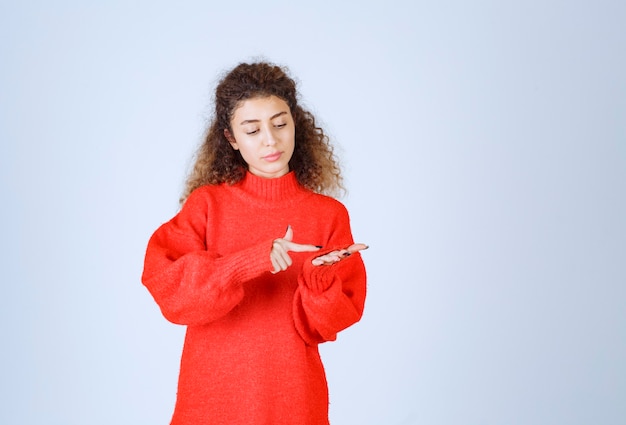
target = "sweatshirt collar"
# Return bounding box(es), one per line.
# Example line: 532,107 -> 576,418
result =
238,171 -> 304,202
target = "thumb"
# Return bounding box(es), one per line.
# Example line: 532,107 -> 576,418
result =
283,225 -> 293,242
347,243 -> 369,254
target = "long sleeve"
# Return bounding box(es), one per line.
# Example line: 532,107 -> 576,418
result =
141,190 -> 273,326
292,206 -> 367,345
141,172 -> 367,424
293,253 -> 366,345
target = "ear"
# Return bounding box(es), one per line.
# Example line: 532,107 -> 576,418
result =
224,129 -> 238,149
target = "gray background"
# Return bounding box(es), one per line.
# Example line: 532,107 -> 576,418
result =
1,1 -> 624,424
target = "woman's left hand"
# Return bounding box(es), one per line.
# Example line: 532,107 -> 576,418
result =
311,243 -> 369,266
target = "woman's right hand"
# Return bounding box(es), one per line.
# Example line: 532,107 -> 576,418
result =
271,225 -> 321,274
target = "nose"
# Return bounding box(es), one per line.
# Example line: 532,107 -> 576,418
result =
263,127 -> 277,146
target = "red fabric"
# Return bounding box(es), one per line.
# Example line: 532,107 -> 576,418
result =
142,172 -> 367,425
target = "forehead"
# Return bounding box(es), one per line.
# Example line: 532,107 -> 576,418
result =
231,95 -> 291,121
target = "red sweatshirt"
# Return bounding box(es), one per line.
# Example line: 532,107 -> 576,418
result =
142,171 -> 367,425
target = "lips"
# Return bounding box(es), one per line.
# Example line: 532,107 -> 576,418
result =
263,152 -> 282,162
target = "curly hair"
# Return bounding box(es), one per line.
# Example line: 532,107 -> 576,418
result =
180,61 -> 344,204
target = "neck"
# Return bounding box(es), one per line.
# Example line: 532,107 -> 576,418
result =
239,171 -> 303,202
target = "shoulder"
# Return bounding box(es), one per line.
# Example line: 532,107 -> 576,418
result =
169,184 -> 232,226
303,191 -> 351,219
183,183 -> 232,208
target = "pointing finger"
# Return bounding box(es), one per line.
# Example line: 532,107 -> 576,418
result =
287,242 -> 323,253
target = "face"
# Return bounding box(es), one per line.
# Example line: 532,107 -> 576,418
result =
225,95 -> 295,179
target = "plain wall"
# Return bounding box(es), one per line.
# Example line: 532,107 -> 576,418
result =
1,1 -> 624,424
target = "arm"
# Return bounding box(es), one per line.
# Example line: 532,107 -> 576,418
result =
293,253 -> 366,345
141,191 -> 273,326
292,207 -> 367,345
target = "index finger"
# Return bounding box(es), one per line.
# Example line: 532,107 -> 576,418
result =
287,242 -> 323,253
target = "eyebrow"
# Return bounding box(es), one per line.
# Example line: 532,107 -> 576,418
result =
239,111 -> 288,126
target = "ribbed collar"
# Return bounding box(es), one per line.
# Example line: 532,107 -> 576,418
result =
237,171 -> 305,202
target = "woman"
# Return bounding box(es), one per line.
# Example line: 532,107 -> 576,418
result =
142,61 -> 367,424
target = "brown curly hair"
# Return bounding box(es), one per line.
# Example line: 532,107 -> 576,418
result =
180,61 -> 344,204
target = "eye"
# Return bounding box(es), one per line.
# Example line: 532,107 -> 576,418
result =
275,123 -> 287,129
245,129 -> 259,135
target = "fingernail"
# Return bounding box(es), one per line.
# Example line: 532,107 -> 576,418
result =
315,246 -> 323,249
342,251 -> 351,256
